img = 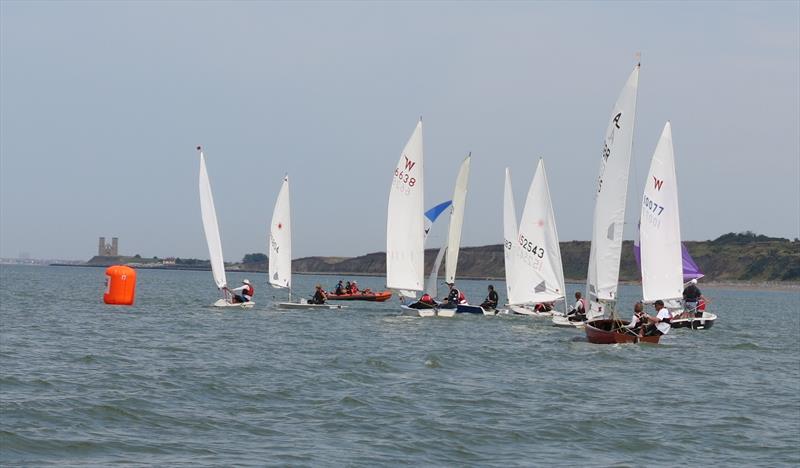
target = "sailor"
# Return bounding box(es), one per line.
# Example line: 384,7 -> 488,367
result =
683,278 -> 703,317
624,302 -> 648,335
567,291 -> 587,322
480,285 -> 499,310
409,292 -> 437,309
229,279 -> 254,303
335,280 -> 345,295
441,283 -> 466,309
308,284 -> 327,304
643,300 -> 672,336
344,281 -> 352,294
351,281 -> 359,294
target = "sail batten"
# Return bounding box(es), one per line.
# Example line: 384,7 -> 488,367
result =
198,149 -> 227,290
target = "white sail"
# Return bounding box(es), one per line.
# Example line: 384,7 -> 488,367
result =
386,120 -> 425,292
198,147 -> 227,290
445,154 -> 471,284
513,159 -> 566,305
640,122 -> 683,302
426,244 -> 447,299
269,175 -> 291,290
503,168 -> 522,304
586,64 -> 640,312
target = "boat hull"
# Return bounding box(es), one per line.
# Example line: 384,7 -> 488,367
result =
276,301 -> 345,310
325,291 -> 393,302
214,299 -> 255,308
670,312 -> 717,330
551,314 -> 585,328
456,304 -> 487,314
585,319 -> 660,344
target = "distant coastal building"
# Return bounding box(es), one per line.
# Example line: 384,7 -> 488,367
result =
98,237 -> 119,256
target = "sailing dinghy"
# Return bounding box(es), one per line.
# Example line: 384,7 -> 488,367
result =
198,146 -> 254,308
269,176 -> 345,310
505,160 -> 566,318
634,233 -> 716,329
586,122 -> 682,344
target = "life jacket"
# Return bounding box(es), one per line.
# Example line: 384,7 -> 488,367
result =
579,298 -> 587,312
351,284 -> 359,293
244,285 -> 254,297
457,291 -> 466,304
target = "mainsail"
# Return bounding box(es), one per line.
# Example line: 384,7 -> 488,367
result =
513,159 -> 566,305
640,122 -> 683,302
445,154 -> 471,284
503,168 -> 521,304
269,175 -> 291,290
386,120 -> 425,292
198,147 -> 227,290
586,64 -> 640,314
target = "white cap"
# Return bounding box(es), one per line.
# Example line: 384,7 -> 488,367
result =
243,279 -> 251,285
690,278 -> 698,285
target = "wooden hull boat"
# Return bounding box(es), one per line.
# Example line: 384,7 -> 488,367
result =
585,318 -> 661,344
325,290 -> 392,302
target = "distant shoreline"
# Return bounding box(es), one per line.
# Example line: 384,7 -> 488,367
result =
43,263 -> 800,292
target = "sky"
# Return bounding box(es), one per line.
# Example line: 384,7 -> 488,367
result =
1,1 -> 798,261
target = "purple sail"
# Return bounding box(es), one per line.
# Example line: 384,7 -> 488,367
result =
633,237 -> 704,282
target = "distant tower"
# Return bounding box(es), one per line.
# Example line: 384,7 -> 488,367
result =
98,236 -> 119,256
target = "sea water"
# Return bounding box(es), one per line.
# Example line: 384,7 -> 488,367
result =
1,265 -> 798,466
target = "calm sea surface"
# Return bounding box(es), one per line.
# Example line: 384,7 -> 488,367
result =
1,265 -> 799,466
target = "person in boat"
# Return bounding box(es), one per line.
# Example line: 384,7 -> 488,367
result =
534,302 -> 554,313
624,302 -> 648,336
351,281 -> 359,294
683,278 -> 703,317
642,300 -> 672,336
479,285 -> 499,310
334,280 -> 345,295
408,292 -> 438,309
440,283 -> 466,309
308,284 -> 327,304
567,291 -> 587,322
229,279 -> 254,303
344,281 -> 352,294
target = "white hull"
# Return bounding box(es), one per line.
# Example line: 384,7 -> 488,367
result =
276,301 -> 345,310
551,314 -> 585,328
509,305 -> 554,317
437,309 -> 456,318
213,299 -> 255,308
670,311 -> 717,329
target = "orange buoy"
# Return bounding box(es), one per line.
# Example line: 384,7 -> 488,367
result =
104,265 -> 136,305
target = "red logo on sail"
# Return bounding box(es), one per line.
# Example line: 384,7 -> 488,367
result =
653,176 -> 664,191
403,156 -> 416,171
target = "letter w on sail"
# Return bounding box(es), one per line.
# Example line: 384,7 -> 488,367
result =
653,176 -> 664,191
403,156 -> 416,171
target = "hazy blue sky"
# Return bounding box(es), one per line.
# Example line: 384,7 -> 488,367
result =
1,1 -> 798,261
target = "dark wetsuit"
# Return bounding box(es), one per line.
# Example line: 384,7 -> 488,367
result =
480,290 -> 499,309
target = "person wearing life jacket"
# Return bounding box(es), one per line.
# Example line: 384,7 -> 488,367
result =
344,281 -> 352,294
335,280 -> 345,295
441,283 -> 464,309
480,285 -> 499,310
624,302 -> 648,336
642,300 -> 672,336
683,278 -> 703,317
308,284 -> 327,304
230,279 -> 255,303
409,292 -> 437,309
351,281 -> 359,294
567,291 -> 587,322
